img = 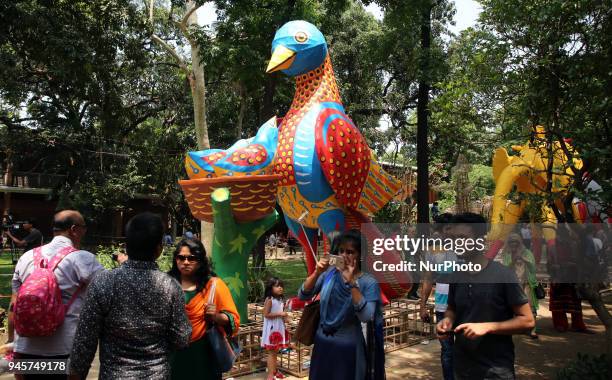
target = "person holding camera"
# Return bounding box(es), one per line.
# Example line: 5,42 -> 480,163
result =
298,230 -> 385,380
4,218 -> 43,253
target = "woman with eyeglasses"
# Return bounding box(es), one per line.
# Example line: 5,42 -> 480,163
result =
298,229 -> 385,380
168,239 -> 240,380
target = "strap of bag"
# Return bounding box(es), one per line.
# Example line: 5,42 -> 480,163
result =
49,245 -> 78,271
32,247 -> 46,268
205,278 -> 218,329
208,278 -> 217,304
66,283 -> 85,309
48,245 -> 81,308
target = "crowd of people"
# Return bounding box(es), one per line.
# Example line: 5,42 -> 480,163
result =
3,208 -> 609,380
6,210 -> 240,380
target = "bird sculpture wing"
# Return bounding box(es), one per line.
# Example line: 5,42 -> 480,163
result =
185,117 -> 278,179
314,104 -> 371,209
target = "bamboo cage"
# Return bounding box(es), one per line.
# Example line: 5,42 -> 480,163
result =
383,299 -> 435,352
224,300 -> 435,378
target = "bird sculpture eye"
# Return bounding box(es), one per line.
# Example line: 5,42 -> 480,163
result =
294,31 -> 309,43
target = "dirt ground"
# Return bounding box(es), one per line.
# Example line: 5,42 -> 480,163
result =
1,291 -> 609,379
236,299 -> 609,380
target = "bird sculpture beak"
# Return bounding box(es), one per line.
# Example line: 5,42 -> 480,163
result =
266,45 -> 296,73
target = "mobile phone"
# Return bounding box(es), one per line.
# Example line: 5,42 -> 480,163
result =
328,254 -> 345,270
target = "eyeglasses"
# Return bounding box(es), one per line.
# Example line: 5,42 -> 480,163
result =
176,255 -> 199,263
73,224 -> 87,229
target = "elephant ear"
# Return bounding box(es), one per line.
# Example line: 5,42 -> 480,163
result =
492,147 -> 511,183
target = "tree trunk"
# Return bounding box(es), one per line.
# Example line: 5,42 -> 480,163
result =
416,2 -> 431,224
184,0 -> 214,254
260,76 -> 276,123
211,188 -> 279,322
252,235 -> 266,271
235,81 -> 247,139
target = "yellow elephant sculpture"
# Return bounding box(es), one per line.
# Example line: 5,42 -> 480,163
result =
486,125 -> 584,259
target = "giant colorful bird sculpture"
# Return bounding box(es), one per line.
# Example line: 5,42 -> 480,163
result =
184,20 -> 410,299
265,20 -> 410,297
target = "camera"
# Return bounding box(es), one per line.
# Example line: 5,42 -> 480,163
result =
2,222 -> 24,236
328,254 -> 345,270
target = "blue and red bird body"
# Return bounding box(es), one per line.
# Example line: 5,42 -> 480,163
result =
185,21 -> 410,298
267,21 -> 403,277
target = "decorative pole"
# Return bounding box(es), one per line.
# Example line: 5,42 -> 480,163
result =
210,188 -> 279,322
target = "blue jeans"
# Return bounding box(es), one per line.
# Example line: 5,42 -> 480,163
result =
436,311 -> 454,380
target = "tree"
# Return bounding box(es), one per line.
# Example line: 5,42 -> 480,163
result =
147,0 -> 216,251
460,0 -> 611,367
0,1 -> 198,232
368,0 -> 454,222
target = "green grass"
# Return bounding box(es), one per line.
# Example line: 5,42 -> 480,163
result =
247,257 -> 309,301
266,259 -> 309,297
0,251 -> 16,310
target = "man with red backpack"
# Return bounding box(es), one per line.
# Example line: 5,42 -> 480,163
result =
8,210 -> 104,379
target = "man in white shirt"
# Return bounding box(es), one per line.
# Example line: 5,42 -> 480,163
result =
8,210 -> 104,379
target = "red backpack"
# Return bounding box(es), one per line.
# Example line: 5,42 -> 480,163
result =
14,245 -> 80,337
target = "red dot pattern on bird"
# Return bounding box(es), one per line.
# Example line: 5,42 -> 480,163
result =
274,55 -> 342,186
228,144 -> 268,167
315,113 -> 371,209
203,151 -> 227,165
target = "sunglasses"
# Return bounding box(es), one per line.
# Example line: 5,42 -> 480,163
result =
176,255 -> 200,263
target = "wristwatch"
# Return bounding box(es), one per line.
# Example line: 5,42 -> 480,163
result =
347,280 -> 359,290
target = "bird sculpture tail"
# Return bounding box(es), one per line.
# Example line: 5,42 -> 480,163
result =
356,155 -> 402,216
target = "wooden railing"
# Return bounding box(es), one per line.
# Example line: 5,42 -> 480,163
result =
0,171 -> 66,189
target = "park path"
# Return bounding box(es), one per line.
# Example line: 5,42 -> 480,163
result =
0,302 -> 612,380
3,298 -> 604,379
236,299 -> 610,380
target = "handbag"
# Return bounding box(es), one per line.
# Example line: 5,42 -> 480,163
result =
204,279 -> 242,372
294,271 -> 336,346
534,283 -> 546,300
294,300 -> 320,346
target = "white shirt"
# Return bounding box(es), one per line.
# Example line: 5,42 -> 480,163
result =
12,235 -> 104,355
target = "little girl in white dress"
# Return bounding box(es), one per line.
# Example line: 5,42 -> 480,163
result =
262,277 -> 290,380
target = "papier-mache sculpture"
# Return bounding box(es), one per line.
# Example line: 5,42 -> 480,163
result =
488,125 -> 608,260
181,21 -> 411,319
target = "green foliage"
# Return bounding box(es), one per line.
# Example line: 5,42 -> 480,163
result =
95,244 -> 122,270
468,164 -> 494,200
95,244 -> 175,271
556,353 -> 610,380
247,265 -> 272,303
0,0 -> 198,228
374,201 -> 403,223
435,181 -> 455,213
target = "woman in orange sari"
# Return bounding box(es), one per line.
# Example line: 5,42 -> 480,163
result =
169,239 -> 240,380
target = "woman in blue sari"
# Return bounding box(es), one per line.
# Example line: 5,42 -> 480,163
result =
298,230 -> 385,380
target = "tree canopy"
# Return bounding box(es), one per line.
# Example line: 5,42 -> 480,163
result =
0,0 -> 609,224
